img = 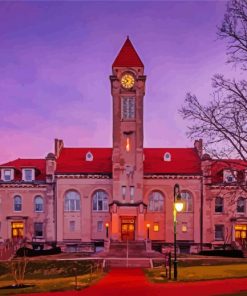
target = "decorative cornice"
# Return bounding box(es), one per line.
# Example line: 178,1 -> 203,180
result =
56,174 -> 111,179
144,174 -> 201,180
0,183 -> 47,188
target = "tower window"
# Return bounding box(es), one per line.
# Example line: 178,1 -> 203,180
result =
121,97 -> 135,120
126,137 -> 130,152
130,186 -> 135,202
122,186 -> 126,201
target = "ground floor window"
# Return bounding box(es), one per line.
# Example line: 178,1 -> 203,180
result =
97,221 -> 103,232
215,224 -> 224,241
34,222 -> 43,237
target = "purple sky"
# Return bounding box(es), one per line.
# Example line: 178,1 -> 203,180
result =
0,1 -> 241,163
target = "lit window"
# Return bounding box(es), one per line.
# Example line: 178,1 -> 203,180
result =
97,221 -> 103,232
69,221 -> 75,232
148,191 -> 164,212
237,197 -> 245,213
34,222 -> 43,237
23,169 -> 33,182
14,195 -> 22,212
163,152 -> 171,162
121,97 -> 135,120
64,191 -> 80,212
154,223 -> 159,232
34,196 -> 44,212
215,225 -> 224,241
181,191 -> 193,212
92,190 -> 108,211
126,137 -> 130,152
122,186 -> 126,201
182,223 -> 187,232
86,152 -> 93,161
3,169 -> 12,181
215,196 -> 224,213
130,186 -> 134,202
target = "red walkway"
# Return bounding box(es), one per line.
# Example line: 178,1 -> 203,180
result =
19,268 -> 247,296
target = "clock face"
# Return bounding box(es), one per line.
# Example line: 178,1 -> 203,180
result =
121,74 -> 135,89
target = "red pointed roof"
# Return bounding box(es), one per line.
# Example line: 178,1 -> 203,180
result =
112,37 -> 144,68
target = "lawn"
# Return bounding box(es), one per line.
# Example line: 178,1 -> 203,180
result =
0,259 -> 105,295
146,263 -> 247,283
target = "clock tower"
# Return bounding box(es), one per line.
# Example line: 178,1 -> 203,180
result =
110,37 -> 146,240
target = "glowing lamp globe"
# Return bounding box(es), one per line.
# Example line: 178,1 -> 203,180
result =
175,201 -> 184,212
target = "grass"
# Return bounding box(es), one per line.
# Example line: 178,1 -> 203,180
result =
0,259 -> 105,295
146,263 -> 247,283
0,273 -> 102,295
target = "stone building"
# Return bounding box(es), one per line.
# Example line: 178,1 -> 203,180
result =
0,38 -> 246,254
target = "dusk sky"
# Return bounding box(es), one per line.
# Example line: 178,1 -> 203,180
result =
0,0 -> 243,163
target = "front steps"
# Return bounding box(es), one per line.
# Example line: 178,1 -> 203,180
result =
98,240 -> 165,267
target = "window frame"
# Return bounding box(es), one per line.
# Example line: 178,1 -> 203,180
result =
148,191 -> 164,212
181,191 -> 193,212
64,191 -> 81,212
237,197 -> 245,213
215,224 -> 224,241
215,196 -> 224,213
92,190 -> 109,212
22,168 -> 34,182
2,169 -> 12,181
34,222 -> 43,238
34,196 -> 44,213
14,195 -> 22,212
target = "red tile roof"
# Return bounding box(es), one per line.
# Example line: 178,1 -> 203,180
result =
56,148 -> 112,174
112,37 -> 144,68
56,147 -> 201,175
211,159 -> 247,183
0,159 -> 46,181
144,148 -> 201,175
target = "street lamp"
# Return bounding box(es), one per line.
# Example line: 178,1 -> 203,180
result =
105,222 -> 109,239
146,223 -> 150,240
173,183 -> 184,281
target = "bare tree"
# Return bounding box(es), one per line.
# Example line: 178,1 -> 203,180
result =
218,0 -> 247,69
180,0 -> 247,161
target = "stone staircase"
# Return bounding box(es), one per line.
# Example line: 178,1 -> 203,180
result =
98,240 -> 165,267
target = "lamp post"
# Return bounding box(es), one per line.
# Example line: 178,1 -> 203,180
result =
105,222 -> 109,239
146,223 -> 150,240
173,183 -> 184,281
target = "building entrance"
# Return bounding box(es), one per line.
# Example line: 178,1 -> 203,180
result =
235,225 -> 247,248
121,218 -> 135,241
12,222 -> 24,239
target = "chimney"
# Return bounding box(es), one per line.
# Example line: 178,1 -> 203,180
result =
194,139 -> 203,158
45,152 -> 56,183
55,139 -> 64,158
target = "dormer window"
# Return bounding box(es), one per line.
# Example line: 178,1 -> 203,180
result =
164,152 -> 171,162
85,152 -> 93,161
22,169 -> 34,182
1,169 -> 13,181
223,170 -> 236,183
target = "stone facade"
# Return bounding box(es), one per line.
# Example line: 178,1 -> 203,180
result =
0,38 -> 246,254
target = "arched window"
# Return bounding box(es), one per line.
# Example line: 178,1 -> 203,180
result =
215,196 -> 224,213
64,191 -> 80,212
237,197 -> 245,213
92,190 -> 108,211
14,195 -> 22,212
181,191 -> 193,212
148,191 -> 164,212
34,196 -> 43,212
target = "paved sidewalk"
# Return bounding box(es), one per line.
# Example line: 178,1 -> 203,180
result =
18,268 -> 247,296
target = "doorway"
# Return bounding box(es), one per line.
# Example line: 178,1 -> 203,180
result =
12,222 -> 24,239
121,218 -> 135,241
235,224 -> 247,248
